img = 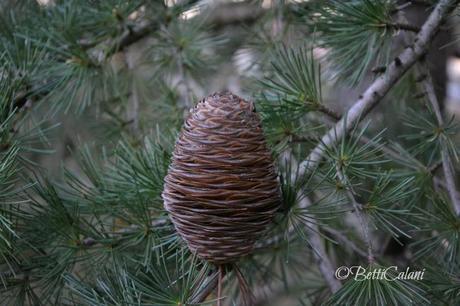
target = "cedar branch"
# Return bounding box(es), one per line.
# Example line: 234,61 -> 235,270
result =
299,0 -> 459,176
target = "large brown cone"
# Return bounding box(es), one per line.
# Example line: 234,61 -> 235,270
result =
162,92 -> 281,264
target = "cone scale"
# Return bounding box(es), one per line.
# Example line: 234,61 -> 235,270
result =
162,92 -> 281,264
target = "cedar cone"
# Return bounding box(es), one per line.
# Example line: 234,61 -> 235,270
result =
162,92 -> 281,264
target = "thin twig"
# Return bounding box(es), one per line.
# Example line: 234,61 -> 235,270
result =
428,160 -> 443,173
105,20 -> 156,58
299,0 -> 459,176
386,22 -> 421,33
323,227 -> 368,258
176,50 -> 193,108
300,196 -> 342,293
190,269 -> 220,304
125,53 -> 141,134
307,105 -> 446,177
283,150 -> 342,293
390,0 -> 432,14
371,65 -> 387,74
335,166 -> 374,263
317,104 -> 341,121
254,226 -> 296,250
391,2 -> 413,13
417,63 -> 460,216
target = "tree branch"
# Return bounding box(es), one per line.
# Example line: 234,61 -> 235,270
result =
299,0 -> 459,176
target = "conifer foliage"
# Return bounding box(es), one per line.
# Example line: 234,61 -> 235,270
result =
1,0 -> 460,305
